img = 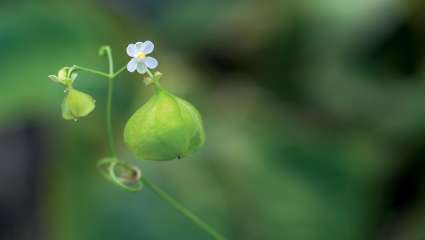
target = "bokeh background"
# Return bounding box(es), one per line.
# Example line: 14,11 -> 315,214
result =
1,0 -> 425,239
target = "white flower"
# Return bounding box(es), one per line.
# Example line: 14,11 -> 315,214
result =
126,41 -> 158,74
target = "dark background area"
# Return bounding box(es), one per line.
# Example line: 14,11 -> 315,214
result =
0,0 -> 425,239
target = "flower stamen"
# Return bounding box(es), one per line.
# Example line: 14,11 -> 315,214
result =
137,52 -> 146,59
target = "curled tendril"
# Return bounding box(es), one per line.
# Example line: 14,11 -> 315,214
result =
97,158 -> 143,191
99,45 -> 111,57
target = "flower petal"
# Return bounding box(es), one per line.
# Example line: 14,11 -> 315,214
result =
126,44 -> 137,57
141,41 -> 154,54
136,62 -> 147,74
144,57 -> 158,69
135,42 -> 144,53
127,59 -> 138,72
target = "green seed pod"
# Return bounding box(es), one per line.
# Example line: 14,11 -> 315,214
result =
124,88 -> 205,161
62,88 -> 96,120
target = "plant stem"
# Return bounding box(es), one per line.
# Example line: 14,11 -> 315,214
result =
105,48 -> 114,76
98,46 -> 117,157
146,68 -> 154,79
141,176 -> 226,240
102,47 -> 117,157
106,77 -> 116,157
112,65 -> 127,78
72,65 -> 110,78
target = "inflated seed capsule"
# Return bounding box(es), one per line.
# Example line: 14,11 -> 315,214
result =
62,88 -> 96,120
124,88 -> 205,161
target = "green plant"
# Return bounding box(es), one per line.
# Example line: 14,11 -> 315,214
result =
49,41 -> 224,240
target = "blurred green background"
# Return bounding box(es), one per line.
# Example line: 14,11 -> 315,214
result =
1,0 -> 425,239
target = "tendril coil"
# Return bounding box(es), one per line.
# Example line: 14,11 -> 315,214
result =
97,158 -> 143,192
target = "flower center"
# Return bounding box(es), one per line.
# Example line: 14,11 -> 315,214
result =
137,52 -> 146,59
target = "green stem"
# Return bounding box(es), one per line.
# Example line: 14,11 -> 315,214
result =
101,47 -> 117,157
106,77 -> 116,157
141,176 -> 226,240
146,68 -> 154,79
112,65 -> 127,78
99,45 -> 114,76
72,65 -> 110,78
106,49 -> 114,76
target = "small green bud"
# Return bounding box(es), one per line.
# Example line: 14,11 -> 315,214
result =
124,88 -> 205,161
58,68 -> 67,81
61,88 -> 96,120
49,67 -> 74,86
143,71 -> 163,86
